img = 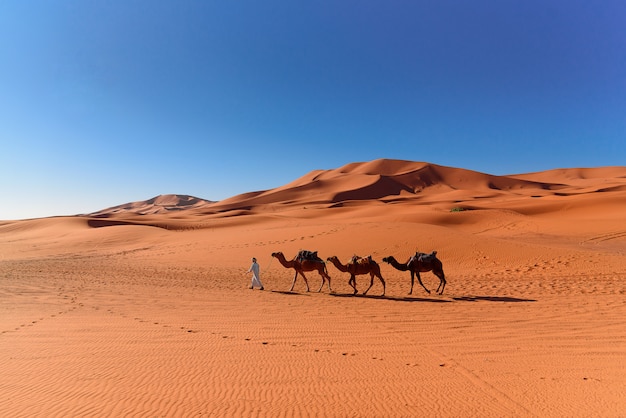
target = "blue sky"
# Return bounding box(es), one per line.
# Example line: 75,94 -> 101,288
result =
1,1 -> 624,220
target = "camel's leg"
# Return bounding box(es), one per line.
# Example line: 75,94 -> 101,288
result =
363,273 -> 375,295
289,271 -> 298,292
408,272 -> 415,295
316,273 -> 325,293
349,274 -> 358,294
415,271 -> 431,294
435,269 -> 446,295
436,279 -> 446,295
300,272 -> 311,292
378,273 -> 386,296
365,273 -> 386,296
316,269 -> 332,293
290,271 -> 310,292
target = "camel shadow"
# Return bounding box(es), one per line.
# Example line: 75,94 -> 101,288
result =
270,290 -> 311,296
329,293 -> 451,303
453,295 -> 537,303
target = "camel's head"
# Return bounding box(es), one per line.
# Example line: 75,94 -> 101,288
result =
326,255 -> 338,262
382,256 -> 393,264
271,252 -> 282,258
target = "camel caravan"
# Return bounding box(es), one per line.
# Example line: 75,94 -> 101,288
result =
271,249 -> 446,296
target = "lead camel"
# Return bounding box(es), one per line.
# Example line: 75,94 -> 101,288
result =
271,251 -> 332,293
382,251 -> 446,295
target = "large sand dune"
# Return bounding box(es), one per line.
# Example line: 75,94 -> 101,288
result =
1,159 -> 625,416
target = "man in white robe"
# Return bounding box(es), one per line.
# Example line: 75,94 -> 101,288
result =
247,257 -> 264,290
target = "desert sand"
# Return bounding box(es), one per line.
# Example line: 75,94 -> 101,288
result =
1,159 -> 625,417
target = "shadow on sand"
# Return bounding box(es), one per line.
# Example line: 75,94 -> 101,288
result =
270,290 -> 311,296
270,291 -> 536,303
328,293 -> 452,303
453,295 -> 537,303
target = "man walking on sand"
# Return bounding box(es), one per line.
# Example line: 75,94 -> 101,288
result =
247,257 -> 264,290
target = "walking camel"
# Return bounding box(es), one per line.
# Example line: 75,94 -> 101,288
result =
326,255 -> 386,296
382,251 -> 446,295
271,251 -> 332,293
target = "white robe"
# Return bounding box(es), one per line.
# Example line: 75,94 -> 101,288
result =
248,262 -> 263,288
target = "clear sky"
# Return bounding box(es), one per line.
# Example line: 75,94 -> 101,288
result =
1,1 -> 624,220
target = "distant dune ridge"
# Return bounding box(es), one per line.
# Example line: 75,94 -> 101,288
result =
88,194 -> 215,216
1,158 -> 625,416
88,159 -> 626,218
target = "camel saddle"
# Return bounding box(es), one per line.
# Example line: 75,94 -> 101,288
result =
296,250 -> 323,263
413,251 -> 437,263
349,255 -> 373,265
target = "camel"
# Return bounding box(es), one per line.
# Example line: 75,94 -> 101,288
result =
326,255 -> 386,296
271,251 -> 332,293
382,251 -> 446,295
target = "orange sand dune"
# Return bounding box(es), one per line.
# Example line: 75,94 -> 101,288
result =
207,160 -> 577,213
1,159 -> 625,416
89,194 -> 214,216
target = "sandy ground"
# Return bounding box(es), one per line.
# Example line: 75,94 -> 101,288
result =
1,161 -> 625,417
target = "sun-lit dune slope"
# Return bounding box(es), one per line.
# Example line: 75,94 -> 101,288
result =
200,159 -> 576,213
